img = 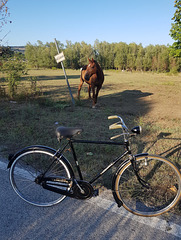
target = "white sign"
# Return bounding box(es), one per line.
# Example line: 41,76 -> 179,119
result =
54,52 -> 65,63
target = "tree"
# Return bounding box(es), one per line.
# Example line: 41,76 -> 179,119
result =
25,42 -> 39,68
143,45 -> 154,71
114,42 -> 128,70
79,41 -> 93,66
157,46 -> 170,72
127,43 -> 138,70
136,44 -> 144,71
25,41 -> 62,69
0,0 -> 11,30
0,45 -> 13,58
44,41 -> 60,68
24,39 -> 177,72
94,40 -> 114,69
64,40 -> 77,69
170,0 -> 181,58
64,41 -> 93,69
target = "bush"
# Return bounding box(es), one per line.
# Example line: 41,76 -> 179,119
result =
1,54 -> 27,99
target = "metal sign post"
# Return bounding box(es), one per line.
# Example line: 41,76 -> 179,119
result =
54,38 -> 75,106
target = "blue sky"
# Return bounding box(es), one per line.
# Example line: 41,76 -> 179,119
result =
1,0 -> 175,47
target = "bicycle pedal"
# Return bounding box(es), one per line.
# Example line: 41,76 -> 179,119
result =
93,189 -> 99,197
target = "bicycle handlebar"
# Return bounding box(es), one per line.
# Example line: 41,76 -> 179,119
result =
108,115 -> 129,130
109,124 -> 122,130
110,133 -> 129,140
108,115 -> 119,120
108,115 -> 130,140
108,115 -> 141,140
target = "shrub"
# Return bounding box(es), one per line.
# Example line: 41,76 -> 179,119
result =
1,54 -> 27,98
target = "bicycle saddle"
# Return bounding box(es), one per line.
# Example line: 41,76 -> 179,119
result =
56,126 -> 83,139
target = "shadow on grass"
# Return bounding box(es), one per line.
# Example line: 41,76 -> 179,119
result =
99,89 -> 153,115
145,132 -> 181,164
23,75 -> 80,81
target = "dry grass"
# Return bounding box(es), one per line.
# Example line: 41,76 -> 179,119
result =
1,69 -> 181,215
0,69 -> 181,184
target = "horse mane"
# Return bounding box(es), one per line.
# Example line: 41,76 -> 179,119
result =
94,59 -> 99,68
82,65 -> 87,71
94,59 -> 104,80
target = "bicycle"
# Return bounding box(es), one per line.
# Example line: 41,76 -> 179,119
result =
8,115 -> 181,217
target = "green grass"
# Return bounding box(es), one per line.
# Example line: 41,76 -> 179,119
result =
0,69 -> 181,205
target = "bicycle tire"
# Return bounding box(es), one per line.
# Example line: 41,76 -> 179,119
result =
113,154 -> 181,217
9,147 -> 73,206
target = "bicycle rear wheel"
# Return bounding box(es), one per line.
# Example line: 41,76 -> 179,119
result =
113,155 -> 181,217
10,148 -> 72,206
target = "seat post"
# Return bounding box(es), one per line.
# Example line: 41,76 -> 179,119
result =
69,140 -> 83,180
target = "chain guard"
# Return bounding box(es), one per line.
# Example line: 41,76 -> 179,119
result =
42,178 -> 94,200
73,180 -> 94,200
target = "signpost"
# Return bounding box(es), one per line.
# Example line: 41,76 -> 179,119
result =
54,52 -> 65,63
54,38 -> 75,106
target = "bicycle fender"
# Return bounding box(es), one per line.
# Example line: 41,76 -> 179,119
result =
112,152 -> 149,177
135,153 -> 149,158
112,171 -> 123,208
7,145 -> 56,168
7,145 -> 75,177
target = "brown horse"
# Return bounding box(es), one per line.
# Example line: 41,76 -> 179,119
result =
78,58 -> 104,108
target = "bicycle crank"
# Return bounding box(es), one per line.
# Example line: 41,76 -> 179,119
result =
73,180 -> 94,200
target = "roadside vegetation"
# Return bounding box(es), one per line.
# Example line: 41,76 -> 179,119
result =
0,69 -> 180,184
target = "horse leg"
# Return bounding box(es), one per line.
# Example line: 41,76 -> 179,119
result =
78,79 -> 84,99
88,85 -> 91,99
91,85 -> 96,108
94,85 -> 102,105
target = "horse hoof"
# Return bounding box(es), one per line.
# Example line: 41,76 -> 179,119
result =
92,105 -> 96,109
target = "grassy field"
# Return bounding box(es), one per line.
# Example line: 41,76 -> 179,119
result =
0,69 -> 181,208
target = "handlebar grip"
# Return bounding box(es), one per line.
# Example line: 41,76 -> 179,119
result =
109,124 -> 122,130
108,115 -> 118,120
110,134 -> 121,140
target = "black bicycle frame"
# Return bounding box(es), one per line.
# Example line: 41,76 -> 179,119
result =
66,138 -> 131,184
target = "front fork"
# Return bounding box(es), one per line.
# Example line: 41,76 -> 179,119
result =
125,141 -> 147,186
125,139 -> 150,189
112,153 -> 150,208
130,155 -> 150,189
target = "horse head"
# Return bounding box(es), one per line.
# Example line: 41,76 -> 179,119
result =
84,58 -> 97,81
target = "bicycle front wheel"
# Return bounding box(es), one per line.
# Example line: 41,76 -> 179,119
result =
113,155 -> 181,217
10,148 -> 72,206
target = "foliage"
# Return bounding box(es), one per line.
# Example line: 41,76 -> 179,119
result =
24,40 -> 181,73
1,53 -> 27,98
0,0 -> 11,30
28,76 -> 40,96
25,40 -> 63,69
170,0 -> 181,58
94,40 -> 116,69
63,41 -> 93,69
0,46 -> 13,58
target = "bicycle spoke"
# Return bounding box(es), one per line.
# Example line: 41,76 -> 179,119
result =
114,155 -> 181,216
10,149 -> 72,206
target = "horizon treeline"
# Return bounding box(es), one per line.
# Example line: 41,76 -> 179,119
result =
25,40 -> 181,72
